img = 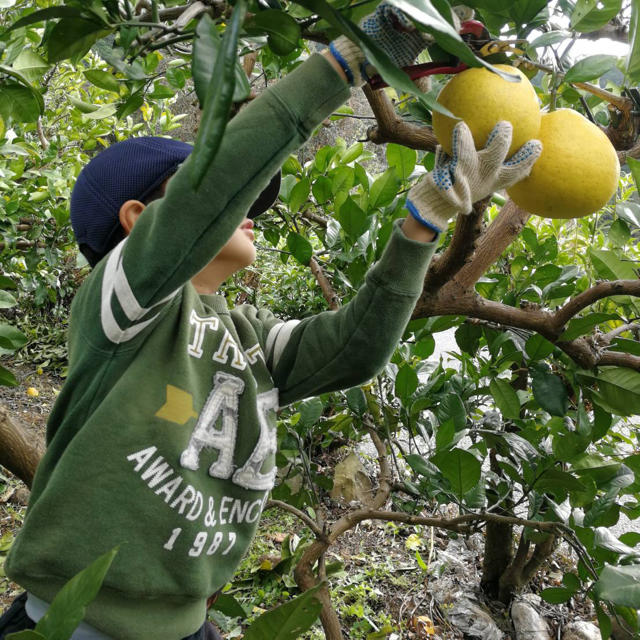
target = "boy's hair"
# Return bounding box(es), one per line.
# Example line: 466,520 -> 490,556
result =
70,136 -> 280,268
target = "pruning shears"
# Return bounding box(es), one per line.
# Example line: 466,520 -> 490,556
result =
367,20 -> 525,90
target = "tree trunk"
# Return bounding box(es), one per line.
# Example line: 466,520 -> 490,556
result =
0,404 -> 43,488
481,519 -> 514,599
294,540 -> 344,640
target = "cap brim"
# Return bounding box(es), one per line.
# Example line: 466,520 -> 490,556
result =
247,171 -> 281,219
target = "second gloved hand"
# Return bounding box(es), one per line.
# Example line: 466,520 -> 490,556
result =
329,2 -> 435,87
406,121 -> 542,236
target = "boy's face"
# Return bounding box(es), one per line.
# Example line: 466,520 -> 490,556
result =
210,218 -> 257,271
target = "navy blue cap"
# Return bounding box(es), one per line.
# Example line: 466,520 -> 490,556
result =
70,136 -> 280,262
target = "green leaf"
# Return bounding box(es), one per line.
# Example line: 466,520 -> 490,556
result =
83,69 -> 119,93
436,393 -> 466,431
532,369 -> 569,417
405,453 -> 437,477
312,176 -> 332,204
4,6 -> 87,31
628,157 -> 640,194
369,168 -> 399,209
528,30 -> 570,49
432,448 -> 481,496
346,387 -> 367,416
609,337 -> 640,357
245,10 -> 301,56
6,631 -> 46,640
210,593 -> 247,619
616,201 -> 640,228
583,489 -> 619,527
242,582 -> 324,640
12,50 -> 49,84
535,468 -> 585,496
191,13 -> 250,106
525,334 -> 555,360
340,142 -> 363,164
489,378 -> 520,419
455,323 -> 482,354
337,197 -> 368,238
594,527 -> 639,555
386,144 -> 416,181
34,547 -> 118,640
0,324 -> 27,350
116,91 -> 143,120
588,248 -> 637,281
571,0 -> 622,33
82,104 -> 118,120
594,564 -> 640,607
46,19 -> 111,63
286,232 -> 312,265
0,365 -> 18,386
608,218 -> 631,247
329,166 -> 355,195
0,276 -> 17,290
584,367 -> 640,416
627,0 -> 640,81
564,55 -> 619,83
0,290 -> 17,309
288,178 -> 310,213
540,587 -> 573,604
191,4 -> 248,189
435,418 -> 455,450
559,312 -> 618,342
297,397 -> 324,428
0,83 -> 42,124
395,365 -> 419,400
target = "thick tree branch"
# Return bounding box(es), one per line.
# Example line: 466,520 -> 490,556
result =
0,405 -> 44,488
574,82 -> 631,112
555,280 -> 640,328
414,281 -> 640,369
363,420 -> 392,510
424,198 -> 530,295
423,197 -> 487,293
362,85 -> 438,151
619,139 -> 640,164
601,322 -> 640,344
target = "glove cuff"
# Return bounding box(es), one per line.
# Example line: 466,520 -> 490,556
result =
406,178 -> 458,233
329,37 -> 367,87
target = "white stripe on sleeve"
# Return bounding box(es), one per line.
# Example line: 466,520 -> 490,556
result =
100,240 -> 180,344
265,319 -> 301,369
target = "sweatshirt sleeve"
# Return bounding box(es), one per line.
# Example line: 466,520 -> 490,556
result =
264,220 -> 437,406
90,54 -> 350,347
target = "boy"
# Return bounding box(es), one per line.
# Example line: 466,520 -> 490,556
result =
1,5 -> 541,639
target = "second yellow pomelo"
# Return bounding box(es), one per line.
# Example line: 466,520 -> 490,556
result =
507,109 -> 620,219
432,64 -> 541,157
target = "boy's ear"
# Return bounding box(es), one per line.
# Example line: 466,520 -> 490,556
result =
118,200 -> 146,235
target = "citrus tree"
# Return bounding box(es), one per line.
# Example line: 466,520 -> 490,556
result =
1,0 -> 640,638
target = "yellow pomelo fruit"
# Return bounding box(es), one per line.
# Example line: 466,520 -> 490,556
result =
507,109 -> 620,219
432,64 -> 541,157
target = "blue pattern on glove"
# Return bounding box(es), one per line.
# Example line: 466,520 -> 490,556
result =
361,3 -> 432,68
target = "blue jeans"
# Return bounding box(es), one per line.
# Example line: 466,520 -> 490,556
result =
0,593 -> 222,640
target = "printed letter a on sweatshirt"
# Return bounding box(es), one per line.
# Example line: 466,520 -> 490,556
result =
180,371 -> 245,479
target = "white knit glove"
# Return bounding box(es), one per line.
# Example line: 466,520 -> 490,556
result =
330,3 -> 449,87
406,121 -> 542,234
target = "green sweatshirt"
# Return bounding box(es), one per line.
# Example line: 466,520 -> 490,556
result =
6,54 -> 436,639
